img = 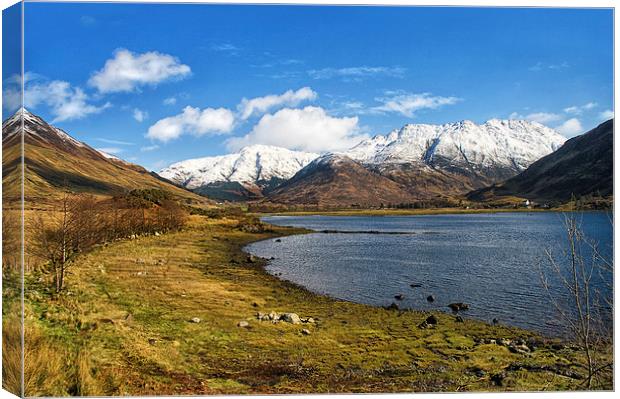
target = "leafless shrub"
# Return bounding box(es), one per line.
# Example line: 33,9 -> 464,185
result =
30,191 -> 188,292
539,212 -> 613,388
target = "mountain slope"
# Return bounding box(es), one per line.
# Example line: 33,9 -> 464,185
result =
468,119 -> 613,203
267,154 -> 414,207
2,109 -> 207,205
159,145 -> 318,201
343,119 -> 566,192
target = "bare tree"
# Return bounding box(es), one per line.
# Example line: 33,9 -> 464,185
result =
539,213 -> 613,388
30,193 -> 101,292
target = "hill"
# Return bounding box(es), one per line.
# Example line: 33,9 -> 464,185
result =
468,119 -> 613,203
267,154 -> 415,207
2,109 -> 208,206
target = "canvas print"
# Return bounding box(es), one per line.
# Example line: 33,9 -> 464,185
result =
1,1 -> 614,396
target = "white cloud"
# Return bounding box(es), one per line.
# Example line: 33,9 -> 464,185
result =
529,62 -> 569,72
96,147 -> 123,154
96,138 -> 134,145
509,111 -> 562,124
227,106 -> 366,153
133,108 -> 148,122
599,109 -> 614,120
210,43 -> 240,53
555,118 -> 583,137
89,49 -> 191,93
308,66 -> 406,81
564,102 -> 597,115
3,73 -> 41,112
2,85 -> 21,112
80,16 -> 96,26
147,106 -> 235,142
341,101 -> 364,110
140,144 -> 160,152
163,97 -> 177,105
25,79 -> 111,122
237,87 -> 317,120
372,92 -> 461,118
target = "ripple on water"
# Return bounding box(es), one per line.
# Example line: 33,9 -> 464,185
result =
246,212 -> 613,336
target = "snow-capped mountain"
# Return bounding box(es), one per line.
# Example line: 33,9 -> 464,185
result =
159,144 -> 319,192
2,108 -> 105,160
158,119 -> 569,202
343,119 -> 566,173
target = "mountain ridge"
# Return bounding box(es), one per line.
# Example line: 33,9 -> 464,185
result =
468,119 -> 613,203
2,108 -> 206,205
160,118 -> 566,201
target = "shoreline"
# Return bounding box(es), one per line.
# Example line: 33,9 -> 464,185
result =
256,207 -> 577,218
246,218 -> 554,339
247,210 -> 611,339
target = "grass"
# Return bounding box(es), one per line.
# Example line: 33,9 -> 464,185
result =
16,213 -> 612,395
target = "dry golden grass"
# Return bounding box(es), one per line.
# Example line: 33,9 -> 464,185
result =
2,312 -> 22,396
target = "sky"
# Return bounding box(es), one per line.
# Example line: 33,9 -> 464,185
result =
2,3 -> 614,171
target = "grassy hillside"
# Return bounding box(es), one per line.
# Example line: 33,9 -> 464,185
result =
1,110 -> 210,207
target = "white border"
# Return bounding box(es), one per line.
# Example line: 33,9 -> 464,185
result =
0,1 -> 617,399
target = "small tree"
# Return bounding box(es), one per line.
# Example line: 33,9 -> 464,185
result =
31,193 -> 101,292
539,213 -> 613,388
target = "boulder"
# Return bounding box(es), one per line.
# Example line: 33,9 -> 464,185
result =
448,302 -> 470,312
275,238 -> 282,242
189,317 -> 201,323
280,313 -> 301,324
237,321 -> 250,328
508,344 -> 531,354
427,295 -> 435,303
301,328 -> 311,335
410,283 -> 422,288
268,311 -> 280,321
425,315 -> 438,325
394,294 -> 405,300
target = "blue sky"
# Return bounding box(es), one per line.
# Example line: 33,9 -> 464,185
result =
2,3 -> 614,171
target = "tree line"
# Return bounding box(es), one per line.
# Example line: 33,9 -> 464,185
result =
30,189 -> 187,292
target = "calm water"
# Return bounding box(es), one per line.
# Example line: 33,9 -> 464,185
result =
245,212 -> 613,336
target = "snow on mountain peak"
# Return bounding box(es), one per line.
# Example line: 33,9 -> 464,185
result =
344,119 -> 566,171
159,145 -> 319,189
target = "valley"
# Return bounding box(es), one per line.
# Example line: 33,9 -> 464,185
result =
2,109 -> 614,395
